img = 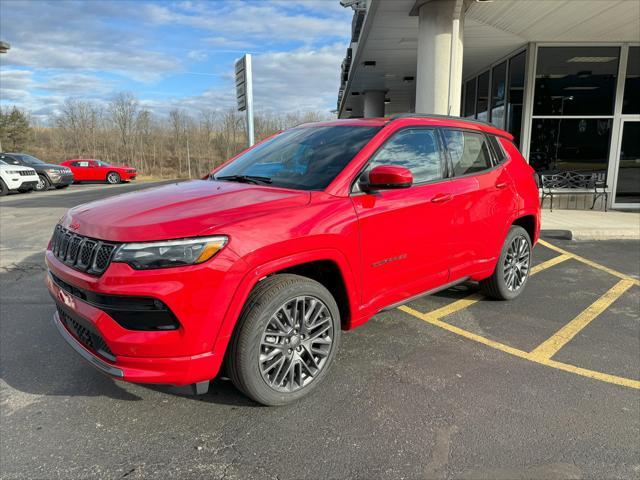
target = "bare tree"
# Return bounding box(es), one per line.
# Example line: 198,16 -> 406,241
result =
109,93 -> 139,164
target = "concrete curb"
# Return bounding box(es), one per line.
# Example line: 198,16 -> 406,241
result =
541,229 -> 640,241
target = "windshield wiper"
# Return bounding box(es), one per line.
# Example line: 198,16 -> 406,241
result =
214,174 -> 272,185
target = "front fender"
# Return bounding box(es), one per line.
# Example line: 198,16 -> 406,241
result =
210,248 -> 360,365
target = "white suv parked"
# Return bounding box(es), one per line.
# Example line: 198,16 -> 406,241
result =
0,159 -> 39,195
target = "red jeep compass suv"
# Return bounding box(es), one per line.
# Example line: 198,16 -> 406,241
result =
46,115 -> 540,405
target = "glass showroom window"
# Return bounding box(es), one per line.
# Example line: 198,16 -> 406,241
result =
490,61 -> 507,129
622,46 -> 639,114
506,51 -> 526,148
476,71 -> 490,121
464,78 -> 476,118
529,46 -> 620,174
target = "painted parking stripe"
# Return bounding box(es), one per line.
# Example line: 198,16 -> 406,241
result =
538,239 -> 640,286
413,253 -> 572,322
398,303 -> 640,389
397,244 -> 640,389
529,279 -> 635,361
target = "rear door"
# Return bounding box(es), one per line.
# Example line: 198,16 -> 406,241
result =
352,127 -> 457,311
442,129 -> 517,279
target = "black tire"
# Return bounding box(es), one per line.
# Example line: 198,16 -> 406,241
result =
55,184 -> 70,189
0,179 -> 7,196
107,172 -> 121,184
226,274 -> 341,406
35,175 -> 50,192
480,225 -> 532,300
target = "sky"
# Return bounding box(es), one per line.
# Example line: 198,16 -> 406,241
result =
0,0 -> 353,121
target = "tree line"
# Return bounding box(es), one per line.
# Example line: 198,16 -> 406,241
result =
0,93 -> 331,179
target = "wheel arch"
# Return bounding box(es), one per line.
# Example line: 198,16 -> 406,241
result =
512,214 -> 538,244
210,249 -> 359,367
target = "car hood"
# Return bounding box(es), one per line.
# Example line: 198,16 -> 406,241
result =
0,164 -> 35,172
61,180 -> 312,242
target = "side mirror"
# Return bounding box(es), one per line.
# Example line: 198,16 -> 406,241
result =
362,165 -> 413,191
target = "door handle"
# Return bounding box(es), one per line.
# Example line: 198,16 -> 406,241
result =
431,193 -> 452,203
495,181 -> 509,189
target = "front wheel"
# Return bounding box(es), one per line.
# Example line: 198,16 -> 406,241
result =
480,226 -> 532,300
0,179 -> 8,196
226,274 -> 341,406
34,175 -> 50,192
107,172 -> 121,184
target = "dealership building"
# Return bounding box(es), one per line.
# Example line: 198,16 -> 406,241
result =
337,0 -> 640,209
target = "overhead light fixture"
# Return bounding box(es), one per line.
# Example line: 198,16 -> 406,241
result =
383,73 -> 396,78
363,60 -> 376,67
577,70 -> 592,78
567,56 -> 617,63
564,86 -> 599,91
403,76 -> 415,83
351,92 -> 360,96
346,107 -> 353,112
384,98 -> 391,104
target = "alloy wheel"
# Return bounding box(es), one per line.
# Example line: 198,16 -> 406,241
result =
107,173 -> 119,184
503,234 -> 530,291
35,176 -> 46,191
259,295 -> 334,393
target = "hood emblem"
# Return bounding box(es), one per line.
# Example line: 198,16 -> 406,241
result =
69,222 -> 81,231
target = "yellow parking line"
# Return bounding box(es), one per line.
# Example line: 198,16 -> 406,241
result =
538,239 -> 640,286
529,278 -> 635,361
396,246 -> 640,389
412,253 -> 572,321
398,303 -> 640,390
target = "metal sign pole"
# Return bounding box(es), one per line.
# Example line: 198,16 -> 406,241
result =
235,53 -> 255,147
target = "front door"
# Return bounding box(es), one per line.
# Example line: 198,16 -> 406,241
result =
351,127 -> 455,311
612,120 -> 640,209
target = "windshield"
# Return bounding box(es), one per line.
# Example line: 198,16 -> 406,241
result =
16,154 -> 45,165
214,126 -> 381,190
0,160 -> 6,165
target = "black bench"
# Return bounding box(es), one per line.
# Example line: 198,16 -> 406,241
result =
539,170 -> 608,212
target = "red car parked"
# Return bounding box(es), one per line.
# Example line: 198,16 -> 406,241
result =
46,115 -> 540,405
61,159 -> 136,184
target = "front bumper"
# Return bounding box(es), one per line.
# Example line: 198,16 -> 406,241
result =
50,173 -> 74,186
45,245 -> 247,385
4,175 -> 39,190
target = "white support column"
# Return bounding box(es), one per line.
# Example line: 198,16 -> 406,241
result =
363,90 -> 386,117
414,0 -> 465,115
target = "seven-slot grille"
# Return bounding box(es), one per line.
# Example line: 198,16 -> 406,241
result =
18,170 -> 34,176
51,225 -> 118,275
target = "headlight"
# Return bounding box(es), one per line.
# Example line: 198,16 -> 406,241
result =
112,236 -> 228,269
7,170 -> 21,174
47,169 -> 61,177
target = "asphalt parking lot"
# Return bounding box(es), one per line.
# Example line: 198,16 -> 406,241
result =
1,182 -> 639,479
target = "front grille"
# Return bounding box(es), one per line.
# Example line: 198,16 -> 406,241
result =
19,170 -> 34,176
51,225 -> 118,276
56,305 -> 115,361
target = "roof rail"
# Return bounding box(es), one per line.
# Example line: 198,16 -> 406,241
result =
388,113 -> 495,129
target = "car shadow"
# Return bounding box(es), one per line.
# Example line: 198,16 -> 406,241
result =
0,251 -> 254,406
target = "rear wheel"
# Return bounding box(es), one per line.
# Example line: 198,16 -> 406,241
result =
107,172 -> 121,184
480,225 -> 531,300
0,179 -> 8,196
35,175 -> 50,192
226,274 -> 341,406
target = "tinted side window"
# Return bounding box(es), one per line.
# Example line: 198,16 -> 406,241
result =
443,130 -> 492,176
368,128 -> 442,184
